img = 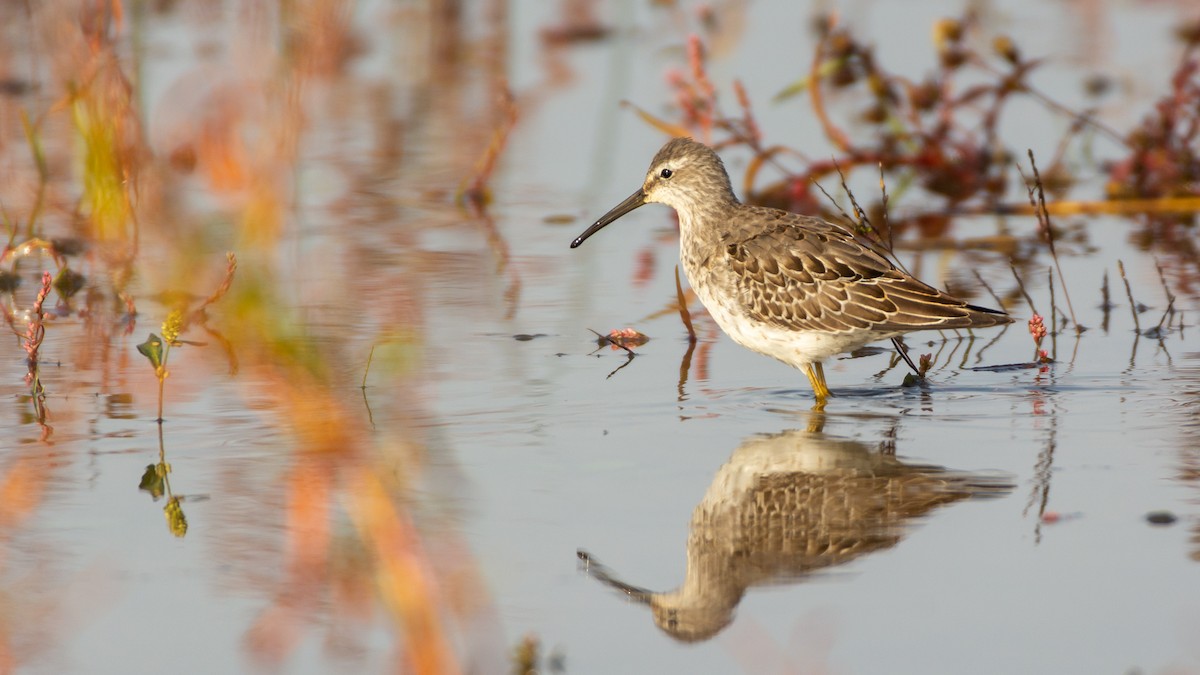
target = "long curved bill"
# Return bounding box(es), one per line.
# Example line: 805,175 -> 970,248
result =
577,549 -> 653,603
569,188 -> 647,248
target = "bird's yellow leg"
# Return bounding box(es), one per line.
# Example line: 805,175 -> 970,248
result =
804,362 -> 832,404
805,408 -> 827,433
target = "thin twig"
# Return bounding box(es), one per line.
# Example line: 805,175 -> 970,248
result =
835,160 -> 902,269
835,159 -> 870,227
973,324 -> 1010,364
1047,268 -> 1057,359
196,252 -> 237,313
814,168 -> 907,272
677,337 -> 696,400
1152,259 -> 1176,335
157,373 -> 165,423
809,28 -> 853,152
606,353 -> 636,380
1023,150 -> 1081,332
1117,260 -> 1140,333
457,82 -> 518,206
971,269 -> 1005,310
675,265 -> 696,342
361,343 -> 376,389
588,329 -> 636,356
23,271 -> 52,397
812,178 -> 857,228
1009,263 -> 1038,315
731,79 -> 761,146
1047,268 -> 1056,332
878,162 -> 898,261
958,333 -> 978,370
891,337 -> 920,375
1100,270 -> 1112,333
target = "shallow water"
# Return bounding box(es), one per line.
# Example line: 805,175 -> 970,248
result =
1,2 -> 1199,674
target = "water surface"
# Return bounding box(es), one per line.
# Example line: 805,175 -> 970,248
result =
1,2 -> 1198,674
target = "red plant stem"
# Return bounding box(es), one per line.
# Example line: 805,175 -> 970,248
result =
24,271 -> 52,392
732,79 -> 761,147
687,35 -> 715,141
809,35 -> 852,152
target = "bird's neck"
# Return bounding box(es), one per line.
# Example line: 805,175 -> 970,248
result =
675,198 -> 737,293
676,196 -> 737,247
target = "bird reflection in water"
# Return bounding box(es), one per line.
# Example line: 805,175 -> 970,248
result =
578,417 -> 1012,642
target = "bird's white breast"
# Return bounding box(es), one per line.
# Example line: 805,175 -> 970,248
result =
680,239 -> 888,368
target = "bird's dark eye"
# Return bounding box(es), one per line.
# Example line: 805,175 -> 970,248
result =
660,168 -> 673,179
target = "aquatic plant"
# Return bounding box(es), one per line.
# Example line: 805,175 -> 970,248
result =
137,253 -> 237,422
636,13 -> 1200,244
1106,27 -> 1200,210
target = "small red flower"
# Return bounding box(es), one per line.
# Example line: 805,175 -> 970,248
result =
601,328 -> 649,350
1027,314 -> 1047,345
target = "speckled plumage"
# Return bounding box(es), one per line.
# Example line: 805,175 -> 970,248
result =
577,427 -> 1013,642
571,137 -> 1011,402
